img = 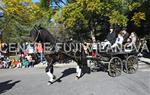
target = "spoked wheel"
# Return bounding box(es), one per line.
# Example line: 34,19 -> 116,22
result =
108,57 -> 123,77
124,55 -> 138,74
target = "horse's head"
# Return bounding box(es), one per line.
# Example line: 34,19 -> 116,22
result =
29,25 -> 41,42
29,25 -> 59,44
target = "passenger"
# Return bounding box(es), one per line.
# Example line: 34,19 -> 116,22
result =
102,27 -> 116,49
124,38 -> 132,52
111,32 -> 124,49
82,41 -> 90,55
106,27 -> 116,44
126,32 -> 137,47
121,29 -> 129,44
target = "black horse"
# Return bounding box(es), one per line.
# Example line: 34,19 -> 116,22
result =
29,25 -> 88,84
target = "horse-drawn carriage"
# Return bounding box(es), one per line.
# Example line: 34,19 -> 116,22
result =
29,25 -> 140,84
85,51 -> 138,77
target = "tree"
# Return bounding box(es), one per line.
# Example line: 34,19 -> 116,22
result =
54,0 -> 146,41
0,0 -> 50,42
128,0 -> 150,37
40,0 -> 51,8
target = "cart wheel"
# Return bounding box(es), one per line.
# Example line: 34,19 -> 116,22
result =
124,55 -> 138,74
108,57 -> 123,77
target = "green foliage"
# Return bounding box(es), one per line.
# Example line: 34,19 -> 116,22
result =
0,0 -> 51,42
53,0 -> 148,41
128,2 -> 141,11
1,0 -> 148,42
131,12 -> 145,27
109,10 -> 128,27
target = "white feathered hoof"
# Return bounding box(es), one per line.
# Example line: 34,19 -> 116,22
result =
47,81 -> 53,85
75,76 -> 80,80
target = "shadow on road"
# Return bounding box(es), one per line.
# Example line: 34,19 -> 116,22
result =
53,68 -> 76,83
0,80 -> 21,94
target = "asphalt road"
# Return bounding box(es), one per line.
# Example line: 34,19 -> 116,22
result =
0,60 -> 150,95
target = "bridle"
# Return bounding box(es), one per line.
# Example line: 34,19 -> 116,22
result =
32,26 -> 41,43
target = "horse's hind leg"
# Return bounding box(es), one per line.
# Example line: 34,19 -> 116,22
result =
76,64 -> 82,79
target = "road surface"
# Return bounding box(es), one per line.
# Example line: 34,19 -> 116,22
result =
0,58 -> 150,95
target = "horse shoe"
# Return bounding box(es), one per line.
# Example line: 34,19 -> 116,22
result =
47,81 -> 53,85
75,76 -> 80,80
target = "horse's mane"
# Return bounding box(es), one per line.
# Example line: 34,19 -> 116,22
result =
37,26 -> 60,44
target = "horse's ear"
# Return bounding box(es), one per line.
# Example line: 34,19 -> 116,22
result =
38,24 -> 43,30
38,24 -> 41,27
34,25 -> 39,31
34,24 -> 37,27
33,25 -> 36,30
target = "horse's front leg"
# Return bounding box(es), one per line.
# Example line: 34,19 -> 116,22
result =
45,55 -> 56,85
45,64 -> 54,82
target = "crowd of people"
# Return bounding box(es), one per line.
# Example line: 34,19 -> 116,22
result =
103,27 -> 138,50
0,41 -> 45,69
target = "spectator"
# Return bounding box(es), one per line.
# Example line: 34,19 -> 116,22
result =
26,54 -> 34,67
11,59 -> 17,68
23,42 -> 29,56
16,60 -> 22,68
27,43 -> 34,54
22,58 -> 29,68
91,35 -> 97,58
0,60 -> 3,69
5,57 -> 11,68
2,59 -> 8,68
35,41 -> 44,64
